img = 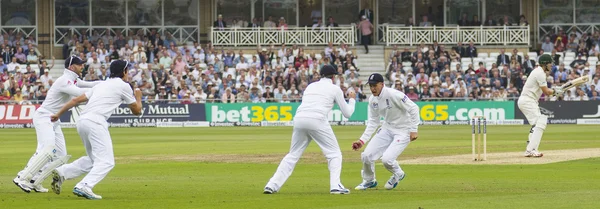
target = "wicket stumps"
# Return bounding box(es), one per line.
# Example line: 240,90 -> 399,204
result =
471,117 -> 487,161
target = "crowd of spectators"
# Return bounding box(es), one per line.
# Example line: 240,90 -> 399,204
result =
385,35 -> 600,101
0,30 -> 57,104
3,22 -> 600,105
12,27 -> 363,104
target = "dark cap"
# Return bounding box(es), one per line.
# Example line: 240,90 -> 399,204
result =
367,73 -> 384,84
64,56 -> 86,68
320,64 -> 338,77
109,60 -> 129,78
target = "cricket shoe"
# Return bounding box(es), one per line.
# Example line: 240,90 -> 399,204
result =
50,169 -> 64,195
330,186 -> 350,195
384,173 -> 406,190
263,187 -> 276,194
13,177 -> 32,193
31,183 -> 49,193
354,180 -> 378,190
73,185 -> 102,200
524,150 -> 544,157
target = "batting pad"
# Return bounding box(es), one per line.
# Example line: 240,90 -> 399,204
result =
21,147 -> 55,181
33,155 -> 71,186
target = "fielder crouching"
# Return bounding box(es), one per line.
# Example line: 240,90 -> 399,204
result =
352,73 -> 420,190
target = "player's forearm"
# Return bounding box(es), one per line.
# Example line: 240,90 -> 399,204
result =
57,97 -> 84,117
339,98 -> 356,118
359,119 -> 379,143
76,79 -> 101,88
132,96 -> 143,116
408,102 -> 420,132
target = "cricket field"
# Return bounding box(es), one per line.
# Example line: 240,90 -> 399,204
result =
1,125 -> 599,209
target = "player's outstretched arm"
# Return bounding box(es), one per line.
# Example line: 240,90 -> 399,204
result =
127,88 -> 143,116
51,94 -> 88,122
76,78 -> 102,88
334,88 -> 356,118
354,97 -> 381,150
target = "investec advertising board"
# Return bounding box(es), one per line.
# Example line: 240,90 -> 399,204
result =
205,101 -> 515,122
515,100 -> 600,124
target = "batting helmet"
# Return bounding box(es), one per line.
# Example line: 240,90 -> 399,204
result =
320,64 -> 338,77
538,54 -> 553,65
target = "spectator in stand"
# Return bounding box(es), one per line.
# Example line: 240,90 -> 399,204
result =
541,37 -> 554,53
465,42 -> 477,58
264,16 -> 277,28
419,15 -> 432,27
14,48 -> 26,64
496,48 -> 510,66
484,15 -> 496,26
357,16 -> 373,54
500,16 -> 511,26
214,14 -> 227,30
327,17 -> 339,27
471,15 -> 481,26
278,17 -> 288,30
26,50 -> 38,64
358,4 -> 374,23
457,13 -> 470,26
519,15 -> 529,26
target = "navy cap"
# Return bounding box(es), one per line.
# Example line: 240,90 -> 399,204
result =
64,56 -> 86,68
367,73 -> 384,84
109,60 -> 129,77
320,64 -> 338,77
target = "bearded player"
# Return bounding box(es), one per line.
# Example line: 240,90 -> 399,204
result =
518,54 -> 563,157
13,56 -> 100,193
49,60 -> 142,199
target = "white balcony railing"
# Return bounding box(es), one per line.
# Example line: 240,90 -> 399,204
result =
54,26 -> 199,46
538,24 -> 600,42
0,26 -> 37,42
378,25 -> 530,46
210,26 -> 357,47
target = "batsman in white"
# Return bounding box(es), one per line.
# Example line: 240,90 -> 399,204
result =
518,54 -> 563,157
13,56 -> 101,193
351,73 -> 420,190
49,60 -> 143,200
264,65 -> 356,194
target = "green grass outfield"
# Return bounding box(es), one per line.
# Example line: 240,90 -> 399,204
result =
1,125 -> 600,209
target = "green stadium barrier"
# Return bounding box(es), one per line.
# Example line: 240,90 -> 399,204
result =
205,101 -> 515,122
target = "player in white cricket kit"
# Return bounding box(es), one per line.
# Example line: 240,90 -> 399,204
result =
518,54 -> 563,157
264,65 -> 356,194
49,60 -> 143,200
352,73 -> 420,190
13,56 -> 100,193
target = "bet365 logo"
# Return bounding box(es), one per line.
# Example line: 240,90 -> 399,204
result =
210,105 -> 292,122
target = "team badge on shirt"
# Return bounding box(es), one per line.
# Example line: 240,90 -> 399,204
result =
372,102 -> 378,108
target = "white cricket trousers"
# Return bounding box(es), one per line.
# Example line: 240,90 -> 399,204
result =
266,117 -> 344,191
56,119 -> 115,189
19,108 -> 67,176
361,127 -> 410,182
517,97 -> 546,151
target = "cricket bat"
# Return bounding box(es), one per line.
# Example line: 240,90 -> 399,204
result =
560,75 -> 590,91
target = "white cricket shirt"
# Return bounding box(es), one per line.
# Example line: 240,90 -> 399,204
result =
520,66 -> 547,103
295,78 -> 356,121
79,78 -> 136,123
360,87 -> 420,143
38,69 -> 99,114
